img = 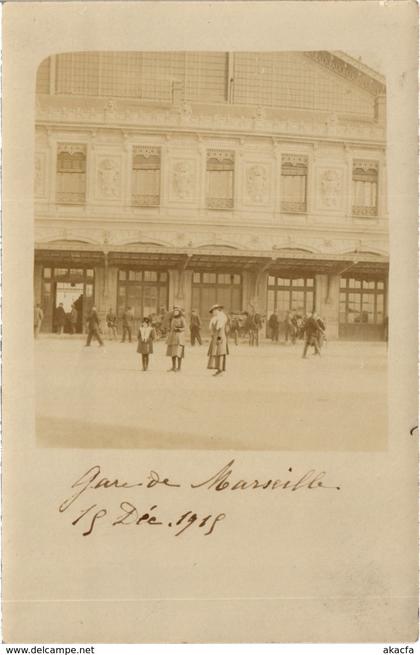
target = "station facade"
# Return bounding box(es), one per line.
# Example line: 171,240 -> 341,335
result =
34,51 -> 389,339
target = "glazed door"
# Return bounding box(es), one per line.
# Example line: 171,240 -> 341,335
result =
191,272 -> 242,327
117,269 -> 168,332
339,276 -> 387,340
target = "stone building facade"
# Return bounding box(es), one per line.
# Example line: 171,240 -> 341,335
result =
34,51 -> 388,339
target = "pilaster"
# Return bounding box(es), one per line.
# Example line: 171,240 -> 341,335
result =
315,273 -> 340,339
34,263 -> 43,305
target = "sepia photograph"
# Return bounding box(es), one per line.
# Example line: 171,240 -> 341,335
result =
4,1 -> 418,645
33,50 -> 389,450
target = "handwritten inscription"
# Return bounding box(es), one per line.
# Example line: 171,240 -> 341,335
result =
59,460 -> 340,538
71,502 -> 226,538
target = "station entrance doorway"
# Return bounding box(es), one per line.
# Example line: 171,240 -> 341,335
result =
41,267 -> 95,333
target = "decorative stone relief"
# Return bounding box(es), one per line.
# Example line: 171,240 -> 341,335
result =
304,51 -> 386,96
96,158 -> 121,199
320,169 -> 342,208
179,102 -> 193,122
36,97 -> 386,143
133,145 -> 160,159
57,143 -> 86,156
245,164 -> 269,204
172,161 -> 194,200
207,149 -> 235,163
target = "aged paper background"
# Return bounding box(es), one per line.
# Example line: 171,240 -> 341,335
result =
3,1 -> 418,643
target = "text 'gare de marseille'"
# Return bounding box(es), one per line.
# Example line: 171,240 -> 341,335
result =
33,51 -> 388,344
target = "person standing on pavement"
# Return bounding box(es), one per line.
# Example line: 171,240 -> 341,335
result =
229,314 -> 240,346
249,311 -> 262,346
166,306 -> 186,372
34,303 -> 44,338
106,307 -> 118,340
285,311 -> 297,345
54,303 -> 66,335
302,310 -> 321,358
85,306 -> 104,347
268,310 -> 280,342
315,315 -> 326,351
137,316 -> 155,371
121,306 -> 134,343
207,304 -> 229,376
190,309 -> 202,346
69,304 -> 78,334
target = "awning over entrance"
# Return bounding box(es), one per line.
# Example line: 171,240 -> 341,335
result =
35,243 -> 389,277
35,244 -> 104,267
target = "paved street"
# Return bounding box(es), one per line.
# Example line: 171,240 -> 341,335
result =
35,336 -> 387,451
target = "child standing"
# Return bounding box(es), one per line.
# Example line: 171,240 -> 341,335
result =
137,317 -> 155,371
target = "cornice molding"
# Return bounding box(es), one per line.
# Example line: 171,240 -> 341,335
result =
304,51 -> 386,96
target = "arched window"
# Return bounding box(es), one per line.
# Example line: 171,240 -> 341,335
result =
206,150 -> 235,210
56,145 -> 87,205
352,160 -> 378,217
281,154 -> 308,213
132,147 -> 161,207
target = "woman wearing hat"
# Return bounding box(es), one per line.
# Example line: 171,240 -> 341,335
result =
166,306 -> 186,372
137,316 -> 156,371
207,304 -> 229,376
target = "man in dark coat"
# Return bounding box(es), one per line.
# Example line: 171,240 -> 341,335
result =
285,311 -> 297,344
106,307 -> 118,340
69,304 -> 78,334
268,311 -> 279,342
54,303 -> 66,335
85,306 -> 104,347
302,311 -> 321,358
190,309 -> 202,346
121,306 -> 134,343
249,311 -> 263,346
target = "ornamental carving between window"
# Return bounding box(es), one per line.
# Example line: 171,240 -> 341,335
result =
353,159 -> 379,173
207,150 -> 235,163
57,143 -> 87,156
281,154 -> 308,168
133,146 -> 161,159
172,161 -> 194,200
320,169 -> 341,208
246,165 -> 268,203
97,158 -> 121,199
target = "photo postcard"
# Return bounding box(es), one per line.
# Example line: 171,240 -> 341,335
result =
2,0 -> 418,644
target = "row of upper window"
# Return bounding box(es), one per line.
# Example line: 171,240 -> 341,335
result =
53,144 -> 379,215
43,267 -> 385,291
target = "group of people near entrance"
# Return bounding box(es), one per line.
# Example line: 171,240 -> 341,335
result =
34,302 -> 81,337
82,302 -> 325,370
140,304 -> 229,375
268,309 -> 326,349
36,300 -> 326,366
83,303 -> 230,375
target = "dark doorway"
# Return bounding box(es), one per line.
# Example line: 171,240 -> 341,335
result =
40,267 -> 95,333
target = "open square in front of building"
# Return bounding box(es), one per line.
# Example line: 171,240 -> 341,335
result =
35,336 -> 387,451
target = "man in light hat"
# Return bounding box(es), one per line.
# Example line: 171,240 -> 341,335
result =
207,304 -> 229,376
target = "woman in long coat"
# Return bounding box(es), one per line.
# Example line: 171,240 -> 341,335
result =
166,306 -> 186,372
207,304 -> 229,376
137,316 -> 155,371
